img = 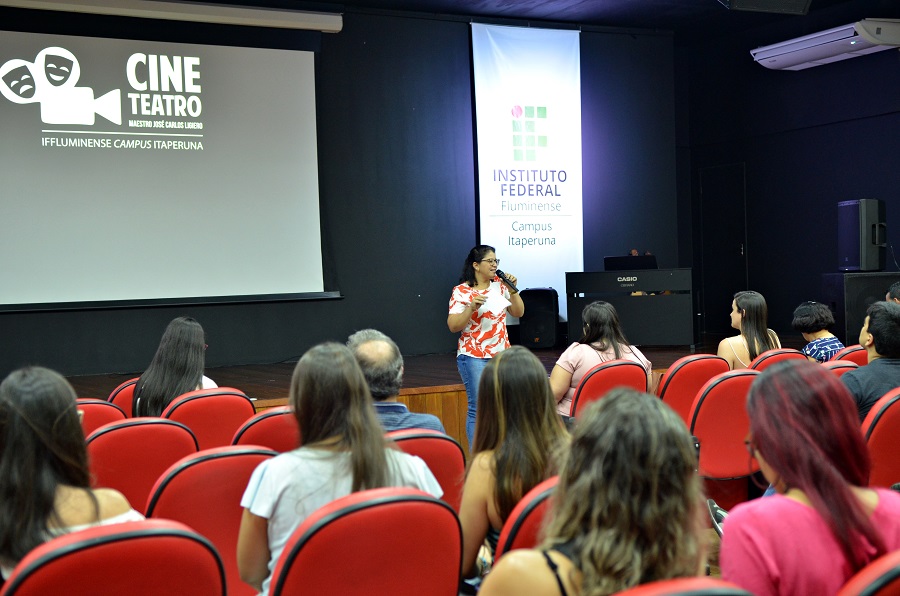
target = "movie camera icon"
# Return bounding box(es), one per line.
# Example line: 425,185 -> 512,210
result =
0,46 -> 121,125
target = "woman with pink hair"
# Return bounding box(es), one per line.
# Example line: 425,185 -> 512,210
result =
721,360 -> 900,595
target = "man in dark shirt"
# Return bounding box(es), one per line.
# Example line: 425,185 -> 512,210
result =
347,328 -> 446,433
887,281 -> 900,304
842,301 -> 900,421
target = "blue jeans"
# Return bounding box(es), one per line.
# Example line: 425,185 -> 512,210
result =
457,354 -> 490,449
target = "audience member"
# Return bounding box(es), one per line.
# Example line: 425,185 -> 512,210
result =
459,346 -> 568,579
791,301 -> 844,363
448,244 -> 523,448
133,316 -> 216,417
887,281 -> 900,304
716,290 -> 781,369
549,301 -> 651,416
0,367 -> 143,579
842,301 -> 900,421
480,389 -> 706,596
721,360 -> 900,595
236,343 -> 441,595
347,328 -> 445,433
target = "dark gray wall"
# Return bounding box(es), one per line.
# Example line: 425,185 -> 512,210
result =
687,0 -> 900,337
0,9 -> 678,376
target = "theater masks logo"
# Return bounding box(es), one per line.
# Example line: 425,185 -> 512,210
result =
0,46 -> 122,125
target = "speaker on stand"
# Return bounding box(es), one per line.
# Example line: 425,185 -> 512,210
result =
517,288 -> 559,349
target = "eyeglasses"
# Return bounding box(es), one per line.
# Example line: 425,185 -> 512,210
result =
480,258 -> 500,266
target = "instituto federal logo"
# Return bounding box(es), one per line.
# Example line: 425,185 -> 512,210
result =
0,46 -> 121,125
510,104 -> 547,162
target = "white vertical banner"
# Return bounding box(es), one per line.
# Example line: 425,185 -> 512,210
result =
471,24 -> 583,320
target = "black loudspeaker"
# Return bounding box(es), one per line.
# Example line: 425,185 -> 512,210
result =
517,288 -> 559,349
838,199 -> 887,272
822,273 -> 898,345
717,0 -> 810,15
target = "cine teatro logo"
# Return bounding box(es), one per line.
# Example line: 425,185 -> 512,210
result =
0,46 -> 203,128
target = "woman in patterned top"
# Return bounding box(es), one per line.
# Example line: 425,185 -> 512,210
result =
448,245 -> 524,447
791,301 -> 844,363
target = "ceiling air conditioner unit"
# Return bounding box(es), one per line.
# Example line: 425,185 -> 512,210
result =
751,18 -> 900,70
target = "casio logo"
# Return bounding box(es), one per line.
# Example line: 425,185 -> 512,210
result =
618,276 -> 637,282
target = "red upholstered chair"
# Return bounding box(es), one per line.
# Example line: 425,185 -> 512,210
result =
657,355 -> 730,426
689,370 -> 760,480
823,359 -> 859,378
162,387 -> 256,450
0,519 -> 225,596
76,398 -> 127,437
835,344 -> 869,366
269,487 -> 461,596
615,577 -> 752,595
231,406 -> 301,452
146,445 -> 277,596
86,419 -> 199,514
107,377 -> 138,417
571,359 -> 647,417
494,476 -> 558,560
749,348 -> 807,371
386,429 -> 466,512
861,388 -> 900,489
838,549 -> 900,596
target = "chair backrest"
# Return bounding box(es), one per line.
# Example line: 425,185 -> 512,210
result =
86,419 -> 199,514
571,359 -> 647,417
494,476 -> 558,560
614,577 -> 753,595
162,387 -> 256,450
835,344 -> 869,366
231,406 -> 301,452
146,445 -> 277,596
386,429 -> 466,512
269,487 -> 461,596
0,519 -> 225,596
861,388 -> 900,489
107,377 -> 138,417
657,355 -> 730,425
76,398 -> 127,437
749,348 -> 807,371
838,549 -> 900,596
823,359 -> 859,378
689,370 -> 760,479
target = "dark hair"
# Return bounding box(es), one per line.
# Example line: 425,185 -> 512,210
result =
472,346 -> 568,520
734,291 -> 779,360
578,301 -> 632,359
542,389 -> 703,593
747,360 -> 882,572
791,301 -> 835,333
347,329 -> 404,401
291,342 -> 391,492
134,317 -> 207,417
0,367 -> 97,567
887,281 -> 900,301
866,301 -> 900,359
459,244 -> 496,286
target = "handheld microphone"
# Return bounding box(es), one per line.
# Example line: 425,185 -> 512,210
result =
496,269 -> 519,294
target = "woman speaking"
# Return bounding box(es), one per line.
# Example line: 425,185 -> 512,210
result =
448,245 -> 523,448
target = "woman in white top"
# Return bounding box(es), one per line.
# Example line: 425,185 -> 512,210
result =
237,343 -> 442,596
550,301 -> 651,416
716,291 -> 781,370
133,316 -> 217,417
0,367 -> 143,578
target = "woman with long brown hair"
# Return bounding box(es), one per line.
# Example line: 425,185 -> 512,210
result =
458,345 -> 568,579
716,290 -> 781,369
237,343 -> 441,595
480,389 -> 706,595
0,367 -> 143,579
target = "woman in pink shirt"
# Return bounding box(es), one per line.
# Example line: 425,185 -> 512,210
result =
721,360 -> 900,596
